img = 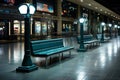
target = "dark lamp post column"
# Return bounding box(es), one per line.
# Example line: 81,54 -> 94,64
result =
114,25 -> 117,38
16,3 -> 38,72
77,18 -> 86,52
101,22 -> 105,43
109,24 -> 112,39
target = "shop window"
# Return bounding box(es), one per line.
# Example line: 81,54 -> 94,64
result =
62,23 -> 72,32
14,20 -> 24,35
0,26 -> 5,35
35,20 -> 56,36
14,21 -> 20,35
41,22 -> 47,35
35,21 -> 41,35
0,22 -> 5,36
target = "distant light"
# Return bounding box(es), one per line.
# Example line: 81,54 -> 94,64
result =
100,9 -> 102,11
79,18 -> 85,23
95,7 -> 98,9
88,4 -> 91,6
80,0 -> 83,2
105,11 -> 107,14
114,25 -> 117,28
101,22 -> 105,26
108,24 -> 112,27
118,26 -> 120,28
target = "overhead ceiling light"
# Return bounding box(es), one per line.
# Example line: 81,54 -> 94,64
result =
88,4 -> 91,6
100,9 -> 102,11
80,0 -> 83,2
95,7 -> 98,9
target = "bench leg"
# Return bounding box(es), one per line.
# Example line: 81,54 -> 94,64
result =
59,53 -> 61,63
69,51 -> 71,57
61,53 -> 63,59
50,56 -> 52,64
45,57 -> 48,67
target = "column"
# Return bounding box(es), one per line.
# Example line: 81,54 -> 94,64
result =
88,10 -> 92,34
57,0 -> 62,35
4,20 -> 9,40
10,20 -> 14,35
92,12 -> 97,37
77,5 -> 81,35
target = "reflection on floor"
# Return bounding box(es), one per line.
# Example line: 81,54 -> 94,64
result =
0,37 -> 120,80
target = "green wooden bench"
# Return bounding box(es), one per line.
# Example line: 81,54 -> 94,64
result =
97,34 -> 110,42
77,35 -> 100,48
30,38 -> 74,67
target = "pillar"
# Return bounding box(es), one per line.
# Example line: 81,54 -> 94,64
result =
88,10 -> 92,34
77,5 -> 81,35
92,12 -> 97,37
57,0 -> 62,35
10,20 -> 14,35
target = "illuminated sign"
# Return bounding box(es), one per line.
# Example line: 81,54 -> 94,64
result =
37,2 -> 54,13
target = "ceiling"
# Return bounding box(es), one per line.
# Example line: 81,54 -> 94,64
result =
95,0 -> 120,16
68,0 -> 120,20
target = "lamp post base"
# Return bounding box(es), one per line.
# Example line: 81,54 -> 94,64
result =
16,64 -> 38,72
77,48 -> 87,52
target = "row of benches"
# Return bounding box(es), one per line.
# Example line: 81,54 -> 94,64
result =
30,34 -> 110,67
76,34 -> 110,48
77,35 -> 100,49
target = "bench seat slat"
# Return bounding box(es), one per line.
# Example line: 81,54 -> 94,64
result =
32,47 -> 74,57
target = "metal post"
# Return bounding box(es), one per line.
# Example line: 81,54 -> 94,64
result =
101,25 -> 104,42
16,5 -> 38,72
110,27 -> 112,39
77,22 -> 86,52
115,28 -> 117,38
100,22 -> 105,43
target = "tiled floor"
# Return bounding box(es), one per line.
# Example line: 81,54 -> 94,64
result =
0,37 -> 120,80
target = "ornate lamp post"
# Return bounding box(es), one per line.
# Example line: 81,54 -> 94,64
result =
16,3 -> 38,72
114,25 -> 117,38
77,18 -> 86,52
101,22 -> 105,43
108,23 -> 112,39
118,26 -> 120,36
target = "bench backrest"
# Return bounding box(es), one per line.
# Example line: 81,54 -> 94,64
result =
97,34 -> 101,39
31,38 -> 64,55
77,35 -> 94,42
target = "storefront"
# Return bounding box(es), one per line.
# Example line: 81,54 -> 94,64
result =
33,19 -> 57,37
